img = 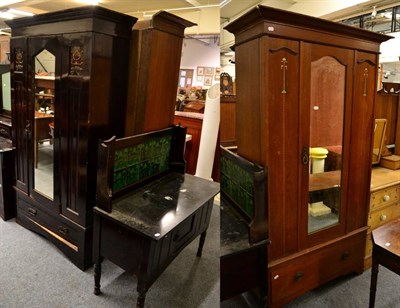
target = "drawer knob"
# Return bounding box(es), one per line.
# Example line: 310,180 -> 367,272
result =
341,251 -> 350,260
383,195 -> 390,202
58,226 -> 69,236
380,214 -> 387,221
28,208 -> 37,216
294,271 -> 303,281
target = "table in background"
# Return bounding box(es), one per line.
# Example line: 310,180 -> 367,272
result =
369,218 -> 400,308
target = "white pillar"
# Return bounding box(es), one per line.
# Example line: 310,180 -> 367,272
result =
195,83 -> 220,181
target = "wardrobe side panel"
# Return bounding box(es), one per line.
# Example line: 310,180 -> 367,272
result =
346,51 -> 378,232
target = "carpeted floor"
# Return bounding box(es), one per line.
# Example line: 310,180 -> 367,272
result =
0,204 -> 220,308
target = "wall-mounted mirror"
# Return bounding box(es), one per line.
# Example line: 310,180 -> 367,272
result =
372,118 -> 387,165
34,49 -> 55,200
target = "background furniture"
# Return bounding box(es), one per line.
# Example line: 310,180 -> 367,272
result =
7,6 -> 137,270
93,126 -> 219,307
374,90 -> 399,154
0,136 -> 15,221
174,111 -> 203,175
220,146 -> 269,302
0,36 -> 10,64
0,64 -> 11,117
369,218 -> 400,308
365,167 -> 400,269
124,11 -> 195,135
173,111 -> 220,181
225,5 -> 390,306
183,101 -> 205,113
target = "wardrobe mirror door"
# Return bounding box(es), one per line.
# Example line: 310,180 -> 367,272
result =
33,49 -> 55,200
308,56 -> 345,234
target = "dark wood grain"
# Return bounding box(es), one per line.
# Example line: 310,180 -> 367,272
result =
8,6 -> 136,270
374,93 -> 398,145
173,113 -> 203,175
125,11 -> 195,135
220,96 -> 236,146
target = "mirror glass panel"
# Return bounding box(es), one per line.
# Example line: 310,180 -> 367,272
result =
308,56 -> 345,234
1,71 -> 11,111
372,119 -> 387,164
34,49 -> 55,199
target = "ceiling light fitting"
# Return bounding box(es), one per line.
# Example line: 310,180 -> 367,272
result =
0,11 -> 13,20
220,0 -> 232,8
0,8 -> 34,19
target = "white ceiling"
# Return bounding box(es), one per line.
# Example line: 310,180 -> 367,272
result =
1,1 -> 400,38
0,0 -> 220,15
221,0 -> 400,23
220,0 -> 400,53
0,0 -> 220,33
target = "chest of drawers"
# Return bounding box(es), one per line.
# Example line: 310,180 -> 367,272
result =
365,167 -> 400,269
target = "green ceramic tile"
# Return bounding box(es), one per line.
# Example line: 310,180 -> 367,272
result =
220,155 -> 254,217
113,134 -> 173,191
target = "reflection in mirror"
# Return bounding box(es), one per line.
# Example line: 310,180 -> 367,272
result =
372,119 -> 387,165
34,49 -> 55,200
1,72 -> 11,112
308,56 -> 345,234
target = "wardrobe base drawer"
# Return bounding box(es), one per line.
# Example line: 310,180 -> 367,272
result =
269,230 -> 365,306
15,195 -> 93,270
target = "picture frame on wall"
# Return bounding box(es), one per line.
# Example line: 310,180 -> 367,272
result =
214,74 -> 220,81
205,67 -> 214,76
215,67 -> 221,75
204,76 -> 212,86
197,66 -> 204,76
197,75 -> 203,82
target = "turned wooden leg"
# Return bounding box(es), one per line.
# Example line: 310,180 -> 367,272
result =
94,262 -> 102,295
197,230 -> 207,257
136,288 -> 147,308
369,258 -> 379,308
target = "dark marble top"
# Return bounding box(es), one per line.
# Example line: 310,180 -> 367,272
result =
220,201 -> 268,256
220,202 -> 251,256
94,172 -> 220,240
0,136 -> 13,152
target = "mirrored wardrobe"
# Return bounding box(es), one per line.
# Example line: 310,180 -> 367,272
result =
225,5 -> 391,306
7,6 -> 137,269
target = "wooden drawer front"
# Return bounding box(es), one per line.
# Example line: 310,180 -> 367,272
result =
17,200 -> 79,248
0,124 -> 11,139
269,232 -> 364,305
170,214 -> 197,254
368,202 -> 400,230
370,186 -> 399,211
